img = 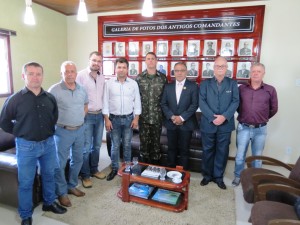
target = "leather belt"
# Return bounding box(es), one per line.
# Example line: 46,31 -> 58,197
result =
241,123 -> 267,128
110,113 -> 133,118
56,123 -> 83,130
88,109 -> 102,114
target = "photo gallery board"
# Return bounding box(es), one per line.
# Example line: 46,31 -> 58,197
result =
98,6 -> 265,83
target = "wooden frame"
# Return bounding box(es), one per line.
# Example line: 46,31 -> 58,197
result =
98,6 -> 265,83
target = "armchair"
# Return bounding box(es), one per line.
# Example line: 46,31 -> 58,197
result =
240,155 -> 300,203
250,184 -> 300,225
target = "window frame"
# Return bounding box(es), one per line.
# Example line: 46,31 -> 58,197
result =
0,30 -> 14,97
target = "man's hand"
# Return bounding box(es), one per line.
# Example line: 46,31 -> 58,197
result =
104,117 -> 113,131
131,116 -> 139,129
213,114 -> 226,126
172,115 -> 183,125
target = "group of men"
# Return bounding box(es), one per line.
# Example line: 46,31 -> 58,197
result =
0,51 -> 278,225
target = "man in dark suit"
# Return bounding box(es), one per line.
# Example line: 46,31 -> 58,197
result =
202,63 -> 214,78
161,62 -> 199,170
199,56 -> 239,189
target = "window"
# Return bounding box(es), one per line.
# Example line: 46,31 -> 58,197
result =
0,28 -> 15,97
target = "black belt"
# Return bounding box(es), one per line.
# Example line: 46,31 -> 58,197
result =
241,123 -> 267,128
56,123 -> 83,130
110,113 -> 133,118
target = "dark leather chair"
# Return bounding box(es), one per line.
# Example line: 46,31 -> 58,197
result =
250,184 -> 300,225
240,155 -> 300,203
0,128 -> 42,207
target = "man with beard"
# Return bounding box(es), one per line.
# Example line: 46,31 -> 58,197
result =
76,51 -> 106,188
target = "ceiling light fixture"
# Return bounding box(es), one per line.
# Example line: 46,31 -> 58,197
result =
77,0 -> 88,22
24,0 -> 36,25
142,0 -> 153,17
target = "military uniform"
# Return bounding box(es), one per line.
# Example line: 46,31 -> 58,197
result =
136,70 -> 167,163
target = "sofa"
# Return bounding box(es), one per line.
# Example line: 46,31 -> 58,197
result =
107,112 -> 203,172
0,128 -> 42,208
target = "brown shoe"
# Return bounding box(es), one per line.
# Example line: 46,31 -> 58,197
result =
68,188 -> 85,197
58,195 -> 72,207
82,178 -> 92,188
92,171 -> 106,179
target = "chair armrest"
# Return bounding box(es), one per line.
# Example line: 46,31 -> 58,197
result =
252,174 -> 300,202
268,219 -> 300,225
257,183 -> 300,201
245,156 -> 293,171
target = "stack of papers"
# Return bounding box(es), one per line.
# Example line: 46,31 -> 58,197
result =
141,166 -> 160,179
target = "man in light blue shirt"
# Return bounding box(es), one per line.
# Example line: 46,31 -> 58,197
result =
49,61 -> 88,207
103,57 -> 141,181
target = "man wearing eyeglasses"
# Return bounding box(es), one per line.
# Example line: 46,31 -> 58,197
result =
161,62 -> 198,170
199,56 -> 239,190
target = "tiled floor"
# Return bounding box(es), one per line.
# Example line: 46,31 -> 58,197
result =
0,144 -> 254,225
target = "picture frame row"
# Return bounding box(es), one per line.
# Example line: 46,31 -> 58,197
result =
102,39 -> 254,58
103,60 -> 252,79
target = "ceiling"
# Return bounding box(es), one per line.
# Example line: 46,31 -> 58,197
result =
32,0 -> 262,16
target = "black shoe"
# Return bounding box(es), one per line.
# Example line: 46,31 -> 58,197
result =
200,178 -> 211,186
216,181 -> 227,190
21,217 -> 32,225
42,201 -> 67,214
106,170 -> 118,181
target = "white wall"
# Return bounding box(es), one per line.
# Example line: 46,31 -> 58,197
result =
66,0 -> 300,164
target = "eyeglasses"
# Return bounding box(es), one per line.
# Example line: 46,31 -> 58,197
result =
214,65 -> 227,69
174,70 -> 186,73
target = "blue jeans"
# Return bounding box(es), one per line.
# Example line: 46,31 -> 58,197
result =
54,126 -> 84,197
80,113 -> 104,179
16,136 -> 57,220
234,123 -> 267,178
109,114 -> 133,170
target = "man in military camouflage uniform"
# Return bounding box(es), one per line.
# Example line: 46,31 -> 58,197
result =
136,52 -> 167,164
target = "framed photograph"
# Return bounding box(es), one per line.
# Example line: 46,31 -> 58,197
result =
186,62 -> 199,77
128,42 -> 139,57
157,61 -> 168,75
170,61 -> 179,76
129,61 -> 139,76
171,40 -> 184,56
236,62 -> 251,79
103,61 -> 114,75
103,42 -> 112,57
238,39 -> 253,56
225,62 -> 234,78
156,41 -> 168,57
202,61 -> 214,78
203,40 -> 217,56
187,40 -> 200,57
143,41 -> 153,56
221,39 -> 235,56
115,42 -> 125,57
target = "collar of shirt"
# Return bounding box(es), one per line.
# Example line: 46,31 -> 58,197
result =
247,81 -> 265,90
87,67 -> 100,77
21,87 -> 46,96
176,78 -> 186,86
59,80 -> 80,90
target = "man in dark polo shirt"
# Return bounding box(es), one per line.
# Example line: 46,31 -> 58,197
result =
232,62 -> 278,187
0,62 -> 66,225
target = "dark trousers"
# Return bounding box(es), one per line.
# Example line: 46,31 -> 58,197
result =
139,123 -> 162,160
167,128 -> 192,170
201,131 -> 231,182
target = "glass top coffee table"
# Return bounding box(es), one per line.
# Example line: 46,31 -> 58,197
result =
117,162 -> 190,212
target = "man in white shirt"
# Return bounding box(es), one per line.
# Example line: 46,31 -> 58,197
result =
103,57 -> 142,181
76,51 -> 106,188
